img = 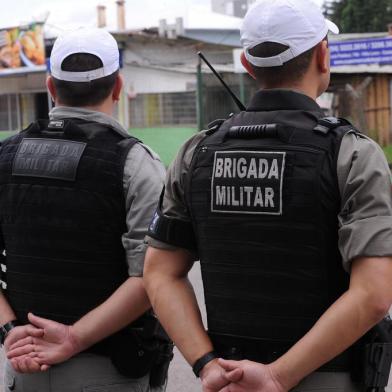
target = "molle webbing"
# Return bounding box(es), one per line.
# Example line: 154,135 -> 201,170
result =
0,119 -> 137,325
186,113 -> 352,367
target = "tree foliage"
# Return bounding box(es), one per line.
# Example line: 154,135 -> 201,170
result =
323,0 -> 392,33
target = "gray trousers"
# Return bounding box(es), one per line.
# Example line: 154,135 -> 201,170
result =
293,368 -> 392,391
4,353 -> 166,392
292,372 -> 360,392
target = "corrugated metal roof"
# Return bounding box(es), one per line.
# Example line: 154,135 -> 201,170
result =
115,28 -> 392,75
181,28 -> 241,47
126,62 -> 235,74
115,28 -> 391,49
112,27 -> 242,48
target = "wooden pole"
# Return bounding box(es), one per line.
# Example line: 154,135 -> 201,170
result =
345,76 -> 373,136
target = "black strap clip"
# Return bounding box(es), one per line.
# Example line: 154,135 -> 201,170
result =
313,117 -> 344,135
207,119 -> 226,135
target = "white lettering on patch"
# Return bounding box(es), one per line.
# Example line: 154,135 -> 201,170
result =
211,151 -> 286,215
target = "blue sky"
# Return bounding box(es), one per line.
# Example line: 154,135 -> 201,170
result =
0,0 -> 324,33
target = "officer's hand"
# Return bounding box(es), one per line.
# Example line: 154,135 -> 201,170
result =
4,324 -> 44,351
218,359 -> 286,392
4,324 -> 48,373
6,313 -> 81,366
200,358 -> 243,392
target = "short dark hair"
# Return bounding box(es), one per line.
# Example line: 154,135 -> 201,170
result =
52,53 -> 118,107
249,42 -> 317,88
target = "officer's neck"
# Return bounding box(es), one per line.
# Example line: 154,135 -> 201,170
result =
261,70 -> 324,102
55,97 -> 115,117
261,83 -> 319,102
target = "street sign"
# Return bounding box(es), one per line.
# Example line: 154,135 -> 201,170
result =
330,37 -> 392,67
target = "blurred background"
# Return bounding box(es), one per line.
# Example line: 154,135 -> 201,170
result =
0,0 -> 392,390
1,0 -> 392,167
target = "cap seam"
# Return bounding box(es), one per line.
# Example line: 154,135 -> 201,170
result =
286,0 -> 316,34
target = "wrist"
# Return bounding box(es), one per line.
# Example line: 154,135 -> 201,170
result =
1,320 -> 20,345
193,351 -> 218,378
199,357 -> 219,380
268,360 -> 298,392
67,325 -> 85,357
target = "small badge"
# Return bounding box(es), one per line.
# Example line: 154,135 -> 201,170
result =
149,211 -> 160,233
48,120 -> 65,129
211,151 -> 286,215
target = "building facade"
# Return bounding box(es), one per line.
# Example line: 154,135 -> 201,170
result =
0,23 -> 49,131
1,22 -> 392,147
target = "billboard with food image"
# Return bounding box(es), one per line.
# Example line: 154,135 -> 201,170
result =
0,23 -> 45,73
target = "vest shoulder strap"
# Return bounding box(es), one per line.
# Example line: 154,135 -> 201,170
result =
313,116 -> 361,164
206,118 -> 228,135
313,117 -> 359,136
117,137 -> 140,170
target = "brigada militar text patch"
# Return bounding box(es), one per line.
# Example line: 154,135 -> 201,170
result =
12,138 -> 87,181
211,151 -> 286,215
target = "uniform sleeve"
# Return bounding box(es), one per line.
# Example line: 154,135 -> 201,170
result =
337,132 -> 392,271
122,143 -> 166,276
145,131 -> 208,251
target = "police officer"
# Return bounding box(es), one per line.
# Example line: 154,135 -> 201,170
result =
144,0 -> 392,391
0,28 -> 168,391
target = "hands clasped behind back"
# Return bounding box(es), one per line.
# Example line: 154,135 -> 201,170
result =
200,358 -> 241,392
200,357 -> 285,392
216,359 -> 286,392
4,319 -> 45,373
6,312 -> 82,374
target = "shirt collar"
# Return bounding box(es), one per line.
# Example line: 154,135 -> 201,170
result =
49,106 -> 129,138
247,89 -> 324,114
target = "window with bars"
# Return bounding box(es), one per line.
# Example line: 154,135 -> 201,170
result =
129,91 -> 197,128
0,94 -> 19,131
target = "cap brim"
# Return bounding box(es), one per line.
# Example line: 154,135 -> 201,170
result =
326,19 -> 339,34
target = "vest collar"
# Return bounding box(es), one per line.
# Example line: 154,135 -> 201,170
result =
247,89 -> 324,114
49,106 -> 129,138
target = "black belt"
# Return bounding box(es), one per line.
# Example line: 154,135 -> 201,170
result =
209,332 -> 353,372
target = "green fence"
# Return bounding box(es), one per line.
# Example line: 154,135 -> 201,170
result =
0,128 -> 197,168
384,145 -> 392,164
130,127 -> 196,167
0,131 -> 18,140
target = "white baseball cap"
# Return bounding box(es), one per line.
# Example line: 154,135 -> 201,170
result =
50,27 -> 120,82
241,0 -> 339,68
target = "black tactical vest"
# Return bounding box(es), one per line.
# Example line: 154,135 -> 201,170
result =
186,111 -> 354,370
0,119 -> 136,327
